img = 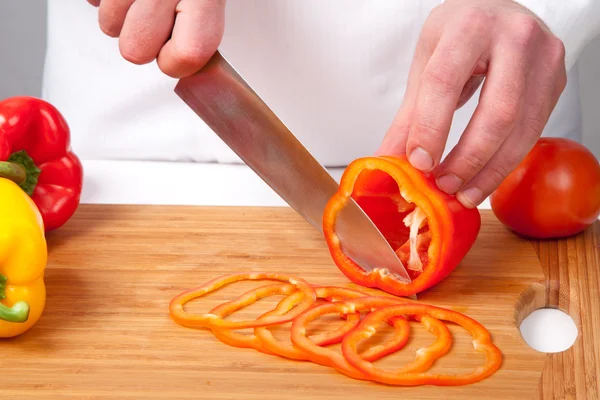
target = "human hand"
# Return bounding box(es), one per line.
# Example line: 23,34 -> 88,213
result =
377,0 -> 567,208
87,0 -> 226,78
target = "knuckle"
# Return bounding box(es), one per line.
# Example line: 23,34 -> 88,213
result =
554,63 -> 568,95
548,37 -> 566,67
558,70 -> 568,92
521,116 -> 545,141
512,15 -> 542,48
169,33 -> 222,71
392,121 -> 412,137
423,65 -> 459,95
460,7 -> 493,32
460,151 -> 488,173
171,47 -> 214,69
411,120 -> 445,143
487,162 -> 512,185
157,42 -> 221,78
487,94 -> 521,129
461,7 -> 481,22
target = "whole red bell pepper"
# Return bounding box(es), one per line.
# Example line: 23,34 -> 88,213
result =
322,155 -> 481,297
0,96 -> 83,232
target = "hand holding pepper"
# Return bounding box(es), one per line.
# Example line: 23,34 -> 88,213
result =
377,0 -> 567,209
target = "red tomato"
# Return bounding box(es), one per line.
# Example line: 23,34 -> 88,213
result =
490,138 -> 600,239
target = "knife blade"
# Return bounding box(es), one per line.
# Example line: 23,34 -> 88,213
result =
174,51 -> 411,284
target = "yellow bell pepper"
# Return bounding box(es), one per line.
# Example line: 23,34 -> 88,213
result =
0,178 -> 47,338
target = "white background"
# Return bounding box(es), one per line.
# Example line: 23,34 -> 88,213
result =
0,0 -> 588,355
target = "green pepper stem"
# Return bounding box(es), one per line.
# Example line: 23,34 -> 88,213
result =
0,301 -> 29,323
1,151 -> 41,196
0,161 -> 27,185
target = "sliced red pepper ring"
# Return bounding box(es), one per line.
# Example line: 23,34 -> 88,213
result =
169,272 -> 316,329
309,287 -> 372,346
207,283 -> 298,356
290,296 -> 415,380
253,286 -> 367,361
359,316 -> 411,363
206,283 -> 414,364
170,273 -> 503,387
341,304 -> 502,386
345,314 -> 452,372
253,286 -> 414,363
322,156 -> 481,297
208,284 -> 352,356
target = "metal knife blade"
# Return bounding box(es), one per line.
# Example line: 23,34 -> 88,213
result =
174,51 -> 411,284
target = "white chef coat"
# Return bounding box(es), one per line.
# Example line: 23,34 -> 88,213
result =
41,1 -> 600,174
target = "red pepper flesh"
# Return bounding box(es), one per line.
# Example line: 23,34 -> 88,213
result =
169,272 -> 317,330
290,296 -> 415,380
208,283 -> 298,356
208,284 -> 362,358
253,286 -> 364,361
323,156 -> 481,297
0,96 -> 83,232
170,273 -> 503,387
358,316 -> 411,363
213,284 -> 416,363
341,303 -> 502,386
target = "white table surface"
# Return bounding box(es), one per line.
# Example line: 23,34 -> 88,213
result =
78,159 -> 579,354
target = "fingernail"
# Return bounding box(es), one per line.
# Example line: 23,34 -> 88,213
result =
437,174 -> 464,194
408,147 -> 433,171
457,187 -> 482,208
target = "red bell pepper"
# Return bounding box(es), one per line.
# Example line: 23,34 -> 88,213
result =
0,96 -> 83,232
323,155 -> 481,297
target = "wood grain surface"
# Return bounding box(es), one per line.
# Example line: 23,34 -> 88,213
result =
529,221 -> 600,400
0,205 -> 596,399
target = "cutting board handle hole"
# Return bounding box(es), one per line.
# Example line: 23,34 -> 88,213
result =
514,280 -> 579,353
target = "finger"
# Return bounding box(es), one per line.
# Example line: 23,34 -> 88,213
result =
455,110 -> 543,209
156,0 -> 226,78
88,0 -> 101,7
98,0 -> 135,37
434,41 -> 528,195
455,49 -> 565,208
377,41 -> 487,156
119,0 -> 180,65
405,28 -> 490,172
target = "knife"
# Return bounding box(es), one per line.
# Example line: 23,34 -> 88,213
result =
174,51 -> 411,284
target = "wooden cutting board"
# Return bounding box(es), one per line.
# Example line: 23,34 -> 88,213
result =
0,205 -> 597,399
